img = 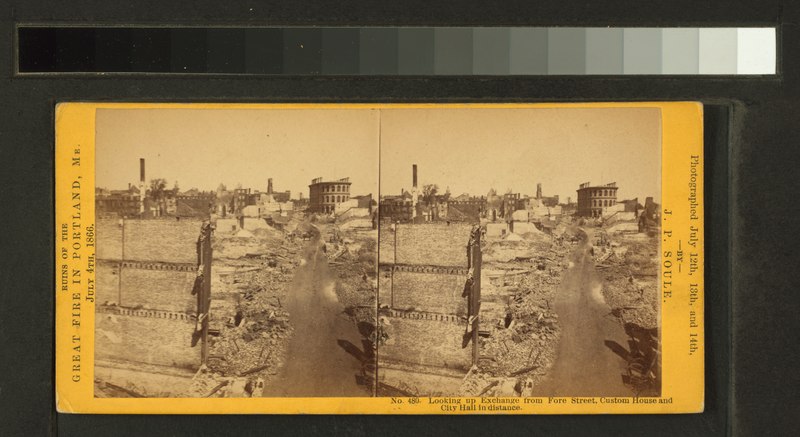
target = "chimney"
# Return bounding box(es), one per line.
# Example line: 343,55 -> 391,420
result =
267,178 -> 273,194
412,164 -> 418,188
536,183 -> 542,199
139,158 -> 146,215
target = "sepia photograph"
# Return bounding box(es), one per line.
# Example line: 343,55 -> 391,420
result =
93,108 -> 380,398
90,105 -> 662,400
376,107 -> 662,398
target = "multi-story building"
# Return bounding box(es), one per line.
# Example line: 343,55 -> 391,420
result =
232,188 -> 252,214
446,196 -> 484,222
502,192 -> 524,215
530,183 -> 560,207
175,192 -> 215,218
308,177 -> 351,214
379,193 -> 414,222
576,182 -> 618,218
266,178 -> 292,203
96,185 -> 142,218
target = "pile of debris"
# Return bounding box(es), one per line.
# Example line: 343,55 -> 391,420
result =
185,227 -> 302,396
594,232 -> 661,396
206,309 -> 292,377
466,225 -> 572,394
594,234 -> 659,329
182,365 -> 266,398
460,371 -> 536,397
475,270 -> 563,387
94,378 -> 169,398
317,222 -> 377,320
333,247 -> 376,308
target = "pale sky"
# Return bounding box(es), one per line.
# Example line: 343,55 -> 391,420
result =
380,107 -> 661,203
96,106 -> 661,203
96,108 -> 380,198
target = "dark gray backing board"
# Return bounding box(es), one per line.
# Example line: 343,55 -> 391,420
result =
0,0 -> 798,436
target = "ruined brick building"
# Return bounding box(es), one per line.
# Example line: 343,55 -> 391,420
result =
94,219 -> 212,396
308,177 -> 352,214
377,223 -> 481,395
577,181 -> 619,218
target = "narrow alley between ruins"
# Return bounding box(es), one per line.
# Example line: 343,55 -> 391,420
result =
263,225 -> 367,397
531,227 -> 630,397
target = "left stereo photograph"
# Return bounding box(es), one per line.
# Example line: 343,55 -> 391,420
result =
62,106 -> 381,402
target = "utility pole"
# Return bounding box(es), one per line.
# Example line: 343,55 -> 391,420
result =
391,221 -> 398,309
472,226 -> 481,366
118,217 -> 124,306
466,225 -> 482,367
198,222 -> 213,364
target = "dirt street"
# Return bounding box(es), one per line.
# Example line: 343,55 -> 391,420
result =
263,225 -> 368,397
532,228 -> 631,397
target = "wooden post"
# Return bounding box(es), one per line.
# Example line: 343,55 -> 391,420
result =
391,222 -> 397,309
119,218 -> 124,306
471,226 -> 482,367
199,222 -> 213,365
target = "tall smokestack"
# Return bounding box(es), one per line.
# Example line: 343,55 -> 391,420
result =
267,178 -> 273,194
411,164 -> 419,220
536,183 -> 542,199
139,158 -> 145,215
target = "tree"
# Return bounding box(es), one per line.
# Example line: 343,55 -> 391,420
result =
422,184 -> 439,205
149,178 -> 168,200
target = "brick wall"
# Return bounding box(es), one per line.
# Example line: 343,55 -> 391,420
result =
380,316 -> 471,371
380,223 -> 471,267
379,271 -> 467,316
97,219 -> 123,259
97,264 -> 196,313
97,218 -> 203,263
96,312 -> 200,370
377,223 -> 474,375
96,263 -> 120,306
125,268 -> 195,313
96,218 -> 204,373
446,202 -> 482,222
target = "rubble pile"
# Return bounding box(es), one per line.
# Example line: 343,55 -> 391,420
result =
319,222 -> 377,316
333,252 -> 376,309
182,366 -> 265,398
321,220 -> 379,385
206,307 -> 292,376
594,233 -> 659,329
460,372 -> 535,397
94,378 -> 170,398
185,226 -> 302,396
464,226 -> 574,394
594,231 -> 661,395
460,372 -> 500,396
